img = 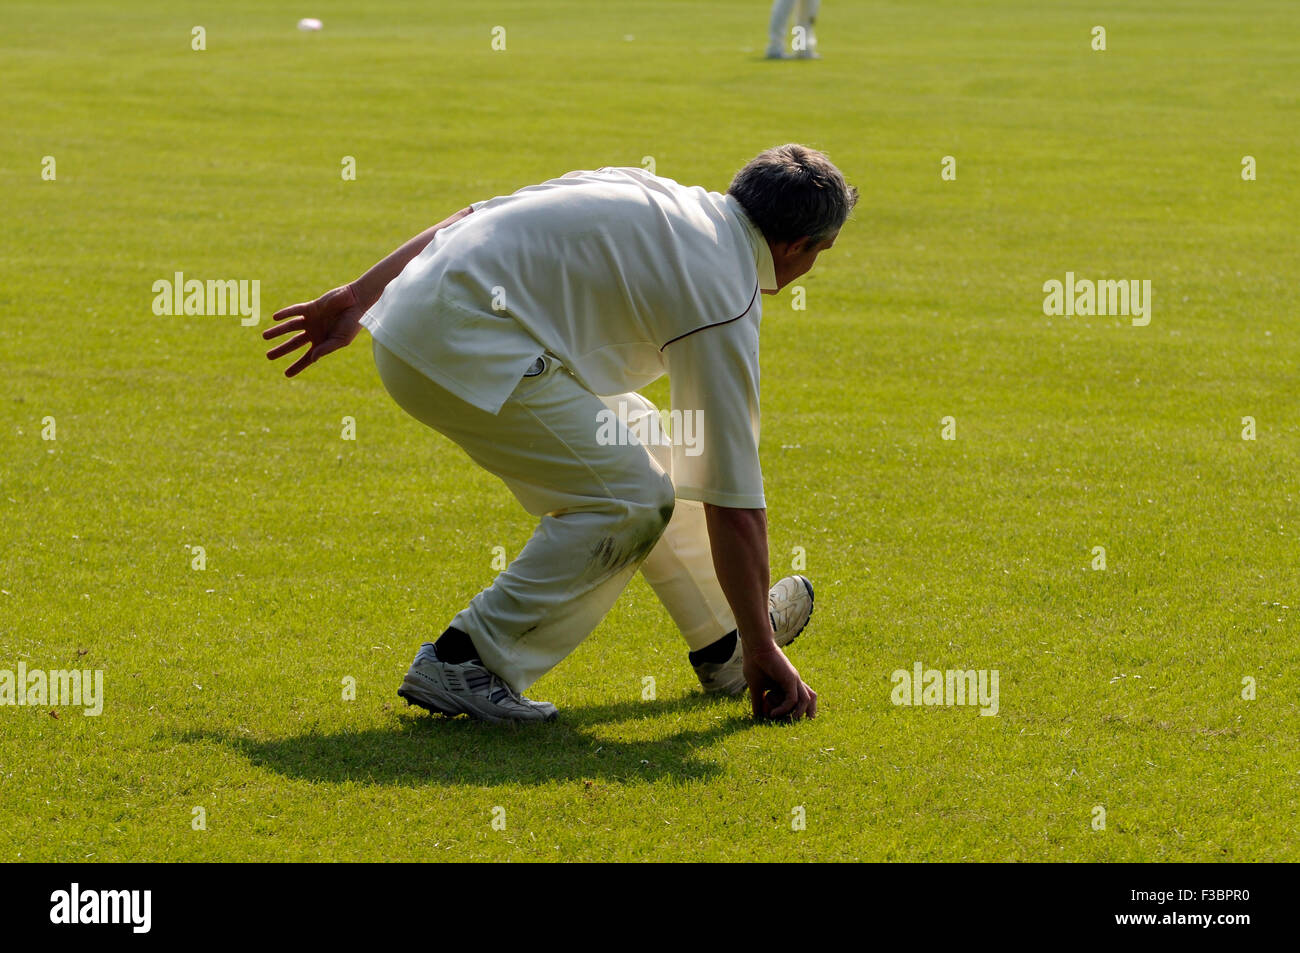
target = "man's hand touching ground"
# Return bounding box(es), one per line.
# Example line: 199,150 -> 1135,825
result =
263,283 -> 365,377
744,639 -> 817,721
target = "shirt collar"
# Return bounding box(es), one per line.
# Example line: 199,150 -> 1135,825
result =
726,195 -> 778,293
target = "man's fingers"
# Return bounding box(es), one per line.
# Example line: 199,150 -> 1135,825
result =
769,682 -> 799,718
310,338 -> 347,362
768,681 -> 815,721
271,302 -> 311,322
791,684 -> 812,720
266,332 -> 311,361
284,348 -> 318,378
751,681 -> 765,720
789,684 -> 816,720
262,316 -> 306,341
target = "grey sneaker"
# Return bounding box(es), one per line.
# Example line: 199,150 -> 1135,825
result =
694,575 -> 815,696
398,643 -> 558,724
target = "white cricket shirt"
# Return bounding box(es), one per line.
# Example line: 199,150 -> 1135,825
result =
361,166 -> 777,508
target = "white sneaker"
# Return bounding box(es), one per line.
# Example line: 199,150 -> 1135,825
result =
694,575 -> 815,696
398,643 -> 558,724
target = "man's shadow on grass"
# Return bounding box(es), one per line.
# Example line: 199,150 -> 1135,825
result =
180,693 -> 759,787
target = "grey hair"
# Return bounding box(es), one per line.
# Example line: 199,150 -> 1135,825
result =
727,144 -> 858,245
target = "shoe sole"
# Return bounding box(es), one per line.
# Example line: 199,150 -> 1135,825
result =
774,575 -> 815,648
398,675 -> 464,717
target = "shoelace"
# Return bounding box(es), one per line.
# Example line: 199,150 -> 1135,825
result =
464,662 -> 516,705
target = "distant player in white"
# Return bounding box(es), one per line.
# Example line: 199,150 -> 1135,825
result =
767,0 -> 821,59
265,145 -> 857,723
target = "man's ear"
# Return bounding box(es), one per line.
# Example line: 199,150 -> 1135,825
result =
772,236 -> 812,259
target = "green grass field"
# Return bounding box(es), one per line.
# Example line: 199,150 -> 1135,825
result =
2,0 -> 1297,861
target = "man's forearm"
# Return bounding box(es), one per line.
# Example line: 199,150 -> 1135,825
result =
703,503 -> 773,651
349,207 -> 474,310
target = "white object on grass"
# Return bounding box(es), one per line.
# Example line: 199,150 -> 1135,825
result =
297,18 -> 323,31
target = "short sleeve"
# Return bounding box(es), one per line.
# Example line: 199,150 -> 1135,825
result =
663,310 -> 765,509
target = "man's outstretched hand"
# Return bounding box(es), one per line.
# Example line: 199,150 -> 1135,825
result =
744,641 -> 817,721
263,284 -> 365,377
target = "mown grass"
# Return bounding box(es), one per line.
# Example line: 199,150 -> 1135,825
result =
1,0 -> 1296,860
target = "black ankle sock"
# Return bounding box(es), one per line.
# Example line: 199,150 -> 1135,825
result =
433,626 -> 480,664
688,630 -> 738,666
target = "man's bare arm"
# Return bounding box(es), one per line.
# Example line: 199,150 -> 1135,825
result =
704,503 -> 816,720
350,207 -> 473,310
704,505 -> 772,648
263,207 -> 473,377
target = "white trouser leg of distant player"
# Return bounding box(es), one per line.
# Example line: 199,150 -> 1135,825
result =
794,0 -> 820,57
373,341 -> 736,694
767,0 -> 797,57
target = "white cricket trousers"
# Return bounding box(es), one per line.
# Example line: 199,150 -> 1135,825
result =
768,0 -> 820,54
372,339 -> 737,692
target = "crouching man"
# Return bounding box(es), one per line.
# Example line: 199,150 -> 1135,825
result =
264,144 -> 857,723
